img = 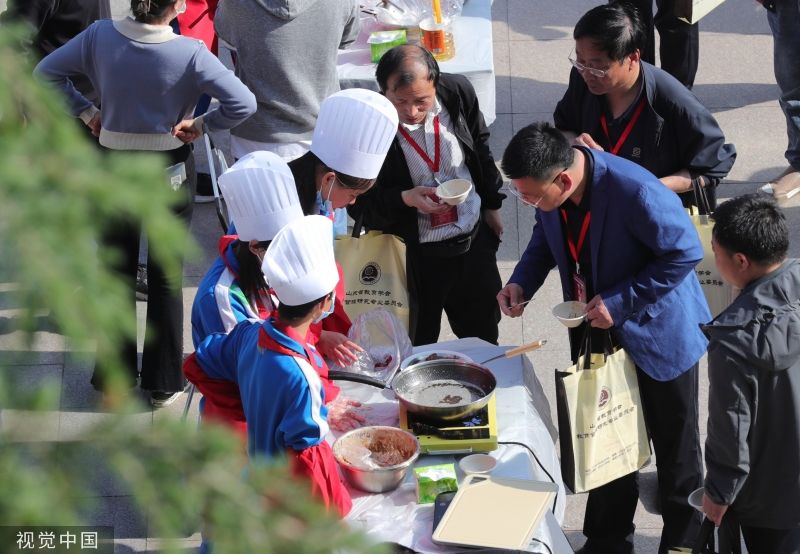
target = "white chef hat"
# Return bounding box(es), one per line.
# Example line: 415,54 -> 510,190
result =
310,88 -> 399,179
261,215 -> 338,306
218,151 -> 303,242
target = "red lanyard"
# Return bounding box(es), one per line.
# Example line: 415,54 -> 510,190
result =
397,115 -> 440,173
560,208 -> 591,271
600,97 -> 646,155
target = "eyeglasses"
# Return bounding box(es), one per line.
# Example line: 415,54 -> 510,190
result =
567,51 -> 610,79
508,169 -> 566,209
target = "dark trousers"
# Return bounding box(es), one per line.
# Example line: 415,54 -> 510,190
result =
406,221 -> 501,346
742,525 -> 800,554
582,363 -> 703,554
91,144 -> 195,393
625,0 -> 700,89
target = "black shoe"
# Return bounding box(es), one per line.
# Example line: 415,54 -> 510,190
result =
149,381 -> 190,409
194,172 -> 216,203
150,390 -> 184,408
136,264 -> 148,301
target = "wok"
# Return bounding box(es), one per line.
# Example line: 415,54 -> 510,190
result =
329,359 -> 496,422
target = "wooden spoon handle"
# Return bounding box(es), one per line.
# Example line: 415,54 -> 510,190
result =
504,340 -> 547,359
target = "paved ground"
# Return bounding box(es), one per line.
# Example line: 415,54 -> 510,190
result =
3,0 -> 798,552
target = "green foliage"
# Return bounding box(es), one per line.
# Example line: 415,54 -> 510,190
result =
0,26 -> 385,554
0,24 -> 189,391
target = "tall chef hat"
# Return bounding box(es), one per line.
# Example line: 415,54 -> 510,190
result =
218,151 -> 303,242
261,215 -> 338,306
310,88 -> 399,179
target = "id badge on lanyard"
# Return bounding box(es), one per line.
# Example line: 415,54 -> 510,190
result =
429,192 -> 458,228
398,116 -> 459,228
560,208 -> 591,304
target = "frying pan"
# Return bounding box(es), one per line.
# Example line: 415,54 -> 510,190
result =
329,359 -> 496,422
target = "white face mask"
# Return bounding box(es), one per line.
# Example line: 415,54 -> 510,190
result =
315,177 -> 335,217
175,1 -> 187,15
312,292 -> 335,324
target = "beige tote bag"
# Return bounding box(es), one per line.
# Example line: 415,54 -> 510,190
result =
334,230 -> 410,330
556,330 -> 651,493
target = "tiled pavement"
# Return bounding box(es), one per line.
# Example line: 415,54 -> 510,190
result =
3,0 -> 799,552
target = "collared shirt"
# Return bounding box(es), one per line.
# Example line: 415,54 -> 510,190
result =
397,98 -> 480,243
600,76 -> 645,159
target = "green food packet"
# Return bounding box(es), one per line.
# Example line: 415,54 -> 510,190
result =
413,463 -> 458,504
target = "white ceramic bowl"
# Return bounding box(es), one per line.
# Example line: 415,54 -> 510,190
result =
436,179 -> 473,205
400,350 -> 473,370
459,453 -> 497,475
688,487 -> 704,512
552,301 -> 587,328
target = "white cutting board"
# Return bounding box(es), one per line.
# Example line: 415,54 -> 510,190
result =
432,474 -> 558,550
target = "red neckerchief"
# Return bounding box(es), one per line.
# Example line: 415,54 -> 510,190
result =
397,115 -> 440,172
218,234 -> 240,276
599,97 -> 646,155
257,322 -> 322,371
560,208 -> 591,269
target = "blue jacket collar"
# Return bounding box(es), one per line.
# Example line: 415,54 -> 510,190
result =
261,318 -> 306,358
260,318 -> 324,371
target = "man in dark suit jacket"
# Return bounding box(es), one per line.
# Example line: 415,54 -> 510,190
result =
350,45 -> 505,346
498,122 -> 711,554
556,3 -> 735,213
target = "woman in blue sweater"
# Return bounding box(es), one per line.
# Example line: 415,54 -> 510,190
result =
34,0 -> 256,406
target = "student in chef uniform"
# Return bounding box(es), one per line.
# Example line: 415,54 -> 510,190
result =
287,88 -> 399,341
191,151 -> 301,348
188,151 -> 300,434
189,215 -> 352,517
187,151 -> 362,432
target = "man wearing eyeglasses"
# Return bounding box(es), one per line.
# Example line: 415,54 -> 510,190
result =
498,122 -> 711,553
351,45 -> 505,347
554,3 -> 735,213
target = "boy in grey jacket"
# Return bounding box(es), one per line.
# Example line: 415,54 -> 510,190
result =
703,193 -> 800,553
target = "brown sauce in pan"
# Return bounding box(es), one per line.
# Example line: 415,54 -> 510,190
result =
405,380 -> 485,407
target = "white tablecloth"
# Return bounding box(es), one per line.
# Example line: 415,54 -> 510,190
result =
336,0 -> 497,125
332,337 -> 573,553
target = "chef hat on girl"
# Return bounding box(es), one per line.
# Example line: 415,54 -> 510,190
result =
311,88 -> 399,179
218,151 -> 303,241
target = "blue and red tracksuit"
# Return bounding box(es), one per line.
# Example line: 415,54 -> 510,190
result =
188,318 -> 352,516
189,235 -> 344,434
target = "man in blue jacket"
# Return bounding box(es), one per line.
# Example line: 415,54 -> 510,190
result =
497,122 -> 711,553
